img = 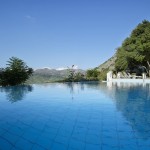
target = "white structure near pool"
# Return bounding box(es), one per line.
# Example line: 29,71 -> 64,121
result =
107,71 -> 150,83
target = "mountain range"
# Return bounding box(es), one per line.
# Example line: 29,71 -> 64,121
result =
26,58 -> 116,83
27,68 -> 85,83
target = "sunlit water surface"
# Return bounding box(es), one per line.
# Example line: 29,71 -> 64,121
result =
0,82 -> 150,150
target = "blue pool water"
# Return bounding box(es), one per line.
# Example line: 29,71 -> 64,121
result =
0,82 -> 150,150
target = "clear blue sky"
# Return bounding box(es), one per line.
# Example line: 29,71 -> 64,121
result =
0,0 -> 150,69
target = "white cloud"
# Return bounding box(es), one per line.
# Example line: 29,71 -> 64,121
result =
73,65 -> 78,69
43,67 -> 52,70
34,67 -> 52,71
56,67 -> 68,71
34,65 -> 79,71
25,15 -> 35,22
25,15 -> 34,19
56,65 -> 78,70
25,15 -> 32,19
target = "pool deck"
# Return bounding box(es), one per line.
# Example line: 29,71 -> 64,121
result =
109,78 -> 150,83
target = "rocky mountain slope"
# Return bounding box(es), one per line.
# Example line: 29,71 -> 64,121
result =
27,68 -> 85,83
97,54 -> 116,71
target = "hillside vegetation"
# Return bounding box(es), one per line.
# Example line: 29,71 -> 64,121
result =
115,20 -> 150,76
89,20 -> 150,80
97,55 -> 116,72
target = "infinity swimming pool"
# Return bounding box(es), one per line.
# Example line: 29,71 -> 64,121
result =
0,82 -> 150,150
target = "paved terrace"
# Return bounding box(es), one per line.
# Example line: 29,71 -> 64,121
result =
110,78 -> 150,83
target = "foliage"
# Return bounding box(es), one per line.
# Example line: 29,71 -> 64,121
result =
86,68 -> 111,81
115,20 -> 150,76
86,69 -> 99,80
0,57 -> 33,86
64,65 -> 85,82
67,65 -> 76,81
98,68 -> 109,81
74,72 -> 85,81
65,67 -> 107,82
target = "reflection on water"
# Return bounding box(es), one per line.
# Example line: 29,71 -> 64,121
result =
64,81 -> 150,139
65,82 -> 76,99
107,82 -> 150,139
64,81 -> 101,99
0,85 -> 33,103
0,81 -> 150,140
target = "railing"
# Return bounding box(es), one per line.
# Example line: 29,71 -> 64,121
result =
107,71 -> 147,82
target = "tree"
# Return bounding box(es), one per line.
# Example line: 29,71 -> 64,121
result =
67,65 -> 76,81
86,69 -> 99,80
65,65 -> 85,82
115,20 -> 150,76
0,57 -> 33,86
115,47 -> 128,71
74,72 -> 85,81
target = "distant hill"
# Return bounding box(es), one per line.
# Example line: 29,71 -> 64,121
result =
97,54 -> 116,71
26,68 -> 85,83
34,68 -> 68,77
